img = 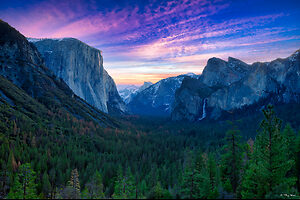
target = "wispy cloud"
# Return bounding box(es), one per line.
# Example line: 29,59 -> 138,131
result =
1,0 -> 299,85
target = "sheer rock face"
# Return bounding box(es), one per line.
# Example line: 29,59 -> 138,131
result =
0,20 -> 118,127
172,50 -> 300,121
200,57 -> 250,87
30,38 -> 126,114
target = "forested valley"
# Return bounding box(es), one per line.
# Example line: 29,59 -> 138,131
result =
0,103 -> 299,199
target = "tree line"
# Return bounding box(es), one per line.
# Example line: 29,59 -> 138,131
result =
1,105 -> 300,199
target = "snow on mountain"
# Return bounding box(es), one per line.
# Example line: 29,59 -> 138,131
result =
118,82 -> 153,104
127,74 -> 192,116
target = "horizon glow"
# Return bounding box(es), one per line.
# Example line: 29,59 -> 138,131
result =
1,0 -> 300,85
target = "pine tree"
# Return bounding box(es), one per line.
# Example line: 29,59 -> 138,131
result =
82,171 -> 105,199
241,105 -> 297,198
7,149 -> 17,186
69,168 -> 80,194
112,166 -> 135,199
152,182 -> 164,199
7,163 -> 38,199
58,168 -> 81,199
42,171 -> 51,198
220,124 -> 243,194
282,123 -> 297,160
181,152 -> 219,199
206,154 -> 219,199
181,151 -> 198,199
148,181 -> 172,199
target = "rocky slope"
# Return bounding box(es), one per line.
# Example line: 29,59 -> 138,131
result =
0,20 -> 118,127
29,38 -> 126,114
172,50 -> 300,121
128,73 -> 198,116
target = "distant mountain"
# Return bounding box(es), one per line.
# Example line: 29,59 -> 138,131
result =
118,85 -> 139,103
119,82 -> 153,104
128,73 -> 198,116
0,20 -> 118,127
29,37 -> 126,114
172,50 -> 300,121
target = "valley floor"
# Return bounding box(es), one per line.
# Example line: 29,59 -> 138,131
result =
0,103 -> 300,199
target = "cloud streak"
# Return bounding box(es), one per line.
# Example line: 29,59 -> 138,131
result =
0,0 -> 299,85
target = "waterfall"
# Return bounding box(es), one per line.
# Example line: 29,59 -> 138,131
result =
198,98 -> 207,121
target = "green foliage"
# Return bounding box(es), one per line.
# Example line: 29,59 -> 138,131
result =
42,172 -> 51,198
7,163 -> 38,199
241,105 -> 297,199
282,123 -> 297,160
81,171 -> 105,199
147,182 -> 172,199
181,151 -> 219,199
220,122 -> 243,194
0,80 -> 299,200
112,167 -> 135,199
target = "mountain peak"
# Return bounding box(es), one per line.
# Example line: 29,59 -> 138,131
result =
228,57 -> 245,64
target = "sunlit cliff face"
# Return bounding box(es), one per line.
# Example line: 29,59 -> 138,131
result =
1,0 -> 300,85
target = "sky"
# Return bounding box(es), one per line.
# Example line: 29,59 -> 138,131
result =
1,0 -> 300,85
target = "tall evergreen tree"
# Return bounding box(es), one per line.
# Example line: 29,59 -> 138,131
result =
181,152 -> 219,199
206,154 -> 219,199
69,168 -> 81,196
112,166 -> 135,199
7,163 -> 38,199
282,124 -> 297,160
181,152 -> 198,199
42,171 -> 51,198
148,181 -> 172,199
82,171 -> 105,199
241,105 -> 297,198
220,123 -> 243,194
57,168 -> 81,199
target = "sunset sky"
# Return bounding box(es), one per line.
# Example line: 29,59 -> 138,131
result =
1,0 -> 300,85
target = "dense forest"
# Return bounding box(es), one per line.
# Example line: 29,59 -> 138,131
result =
0,103 -> 299,199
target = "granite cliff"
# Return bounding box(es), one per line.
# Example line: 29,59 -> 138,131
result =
0,20 -> 118,127
172,50 -> 300,121
29,38 -> 126,114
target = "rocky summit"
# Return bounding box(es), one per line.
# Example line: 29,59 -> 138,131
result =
128,73 -> 198,116
29,38 -> 126,114
172,50 -> 300,121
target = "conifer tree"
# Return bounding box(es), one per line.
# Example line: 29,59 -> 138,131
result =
148,181 -> 172,199
181,152 -> 198,199
282,123 -> 297,160
220,123 -> 243,194
82,171 -> 105,199
7,163 -> 38,199
69,168 -> 80,194
112,166 -> 135,199
42,171 -> 51,198
181,152 -> 219,199
152,181 -> 164,199
206,154 -> 219,199
241,105 -> 297,198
